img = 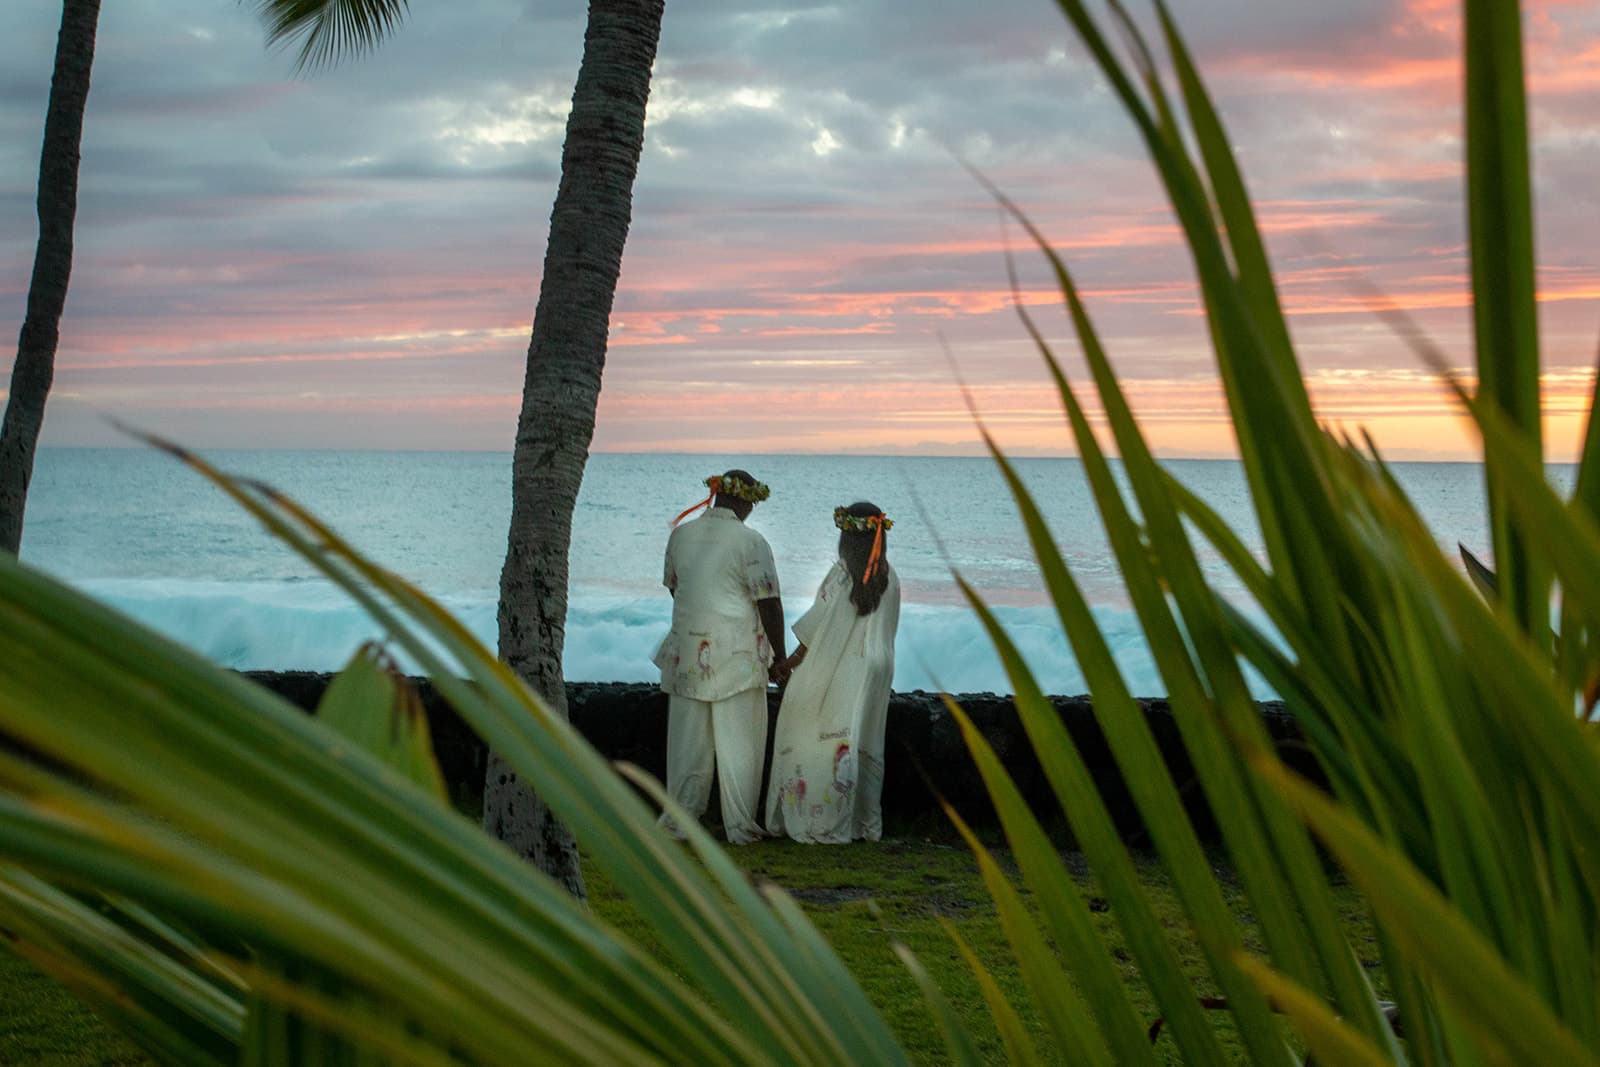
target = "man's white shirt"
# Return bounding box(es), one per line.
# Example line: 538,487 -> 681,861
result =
654,507 -> 781,701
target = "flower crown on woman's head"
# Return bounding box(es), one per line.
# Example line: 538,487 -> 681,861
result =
833,507 -> 892,533
710,474 -> 770,503
835,506 -> 892,581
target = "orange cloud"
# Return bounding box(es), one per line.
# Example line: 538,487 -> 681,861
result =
584,365 -> 1595,462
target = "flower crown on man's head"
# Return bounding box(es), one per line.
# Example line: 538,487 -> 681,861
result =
671,472 -> 770,527
711,474 -> 770,503
833,507 -> 892,533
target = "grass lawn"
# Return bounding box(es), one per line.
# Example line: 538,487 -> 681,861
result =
1,833 -> 1383,1065
0,946 -> 147,1066
589,833 -> 1383,1065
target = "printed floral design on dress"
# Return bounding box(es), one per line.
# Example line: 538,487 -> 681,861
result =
696,640 -> 713,680
830,742 -> 854,800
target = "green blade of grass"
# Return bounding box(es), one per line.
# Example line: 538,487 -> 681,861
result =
619,764 -> 911,1067
1464,0 -> 1545,636
1231,955 -> 1393,1067
0,869 -> 244,1065
235,958 -> 471,1067
1463,392 -> 1600,638
1254,756 -> 1598,1067
1163,473 -> 1398,818
947,588 -> 1234,1067
1380,594 -> 1525,967
1374,489 -> 1600,894
1150,0 -> 1297,384
934,740 -> 1137,1067
1005,253 -> 1368,1044
1043,231 -> 1395,1050
0,795 -> 599,1065
1572,339 -> 1600,522
965,424 -> 1291,1062
942,920 -> 1046,1067
1050,0 -> 1360,660
891,943 -> 988,1067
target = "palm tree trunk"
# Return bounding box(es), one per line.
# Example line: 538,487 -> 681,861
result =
0,0 -> 101,556
488,0 -> 664,900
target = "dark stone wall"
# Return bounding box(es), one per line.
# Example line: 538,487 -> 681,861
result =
245,673 -> 1324,843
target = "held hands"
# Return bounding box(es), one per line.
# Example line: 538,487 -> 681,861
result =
768,645 -> 807,686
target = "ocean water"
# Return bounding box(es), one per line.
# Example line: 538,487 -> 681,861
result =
19,448 -> 1540,697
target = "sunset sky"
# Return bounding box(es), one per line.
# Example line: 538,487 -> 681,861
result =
3,0 -> 1599,460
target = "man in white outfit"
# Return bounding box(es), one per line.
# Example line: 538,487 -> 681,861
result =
654,469 -> 788,844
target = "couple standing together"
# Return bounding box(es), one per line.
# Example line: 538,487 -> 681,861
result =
653,469 -> 901,844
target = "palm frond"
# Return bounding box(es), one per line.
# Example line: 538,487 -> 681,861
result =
245,0 -> 410,72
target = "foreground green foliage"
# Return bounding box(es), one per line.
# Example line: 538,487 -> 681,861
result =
3,0 -> 1597,1063
5,840 -> 1385,1066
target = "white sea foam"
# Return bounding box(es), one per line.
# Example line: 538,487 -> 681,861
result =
73,576 -> 1277,698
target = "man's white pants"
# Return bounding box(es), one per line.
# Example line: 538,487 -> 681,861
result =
659,686 -> 769,845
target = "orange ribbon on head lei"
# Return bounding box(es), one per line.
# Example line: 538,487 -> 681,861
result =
670,476 -> 721,528
863,516 -> 889,583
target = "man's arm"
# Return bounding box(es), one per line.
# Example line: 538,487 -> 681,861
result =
662,526 -> 679,593
757,596 -> 788,683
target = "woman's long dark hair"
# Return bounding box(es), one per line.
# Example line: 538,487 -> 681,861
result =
838,501 -> 889,616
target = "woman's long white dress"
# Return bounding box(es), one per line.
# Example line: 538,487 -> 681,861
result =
765,561 -> 900,843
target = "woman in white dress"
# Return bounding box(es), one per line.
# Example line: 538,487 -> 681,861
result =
765,502 -> 901,843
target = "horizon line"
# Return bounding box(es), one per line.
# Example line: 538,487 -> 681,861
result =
34,442 -> 1536,465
